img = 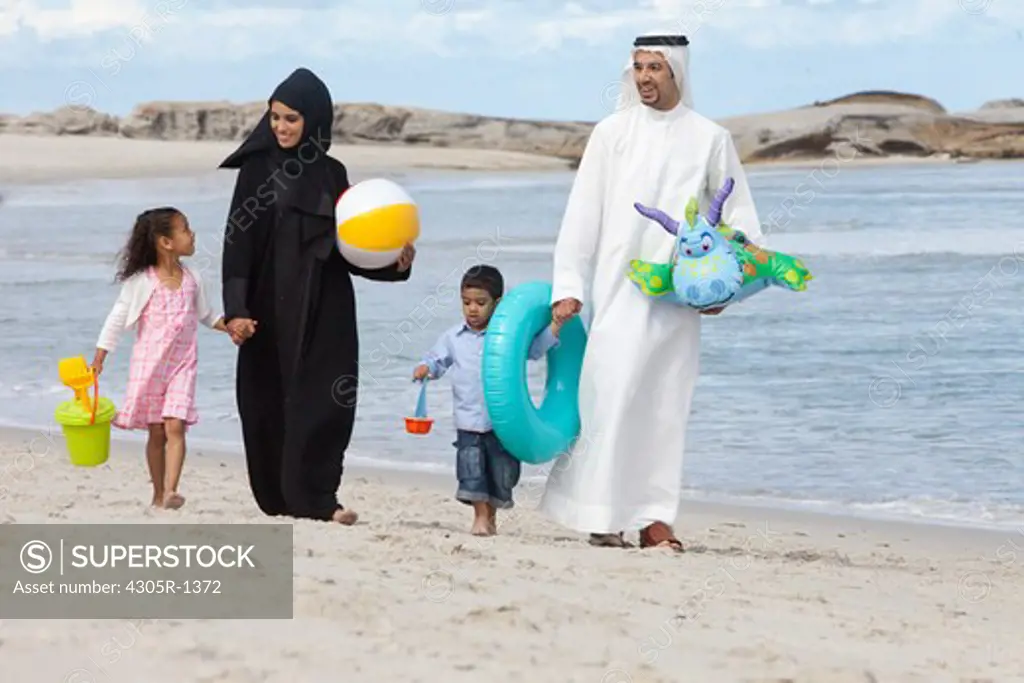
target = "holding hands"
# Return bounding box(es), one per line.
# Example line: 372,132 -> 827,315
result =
226,318 -> 258,346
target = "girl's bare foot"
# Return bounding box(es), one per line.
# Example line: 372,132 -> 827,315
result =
163,492 -> 185,510
487,505 -> 498,535
332,508 -> 358,525
146,424 -> 167,508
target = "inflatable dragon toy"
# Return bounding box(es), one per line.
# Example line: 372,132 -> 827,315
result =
627,177 -> 813,310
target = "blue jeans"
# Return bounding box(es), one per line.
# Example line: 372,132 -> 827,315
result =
454,429 -> 521,509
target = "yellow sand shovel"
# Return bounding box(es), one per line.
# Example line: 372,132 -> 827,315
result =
54,356 -> 116,467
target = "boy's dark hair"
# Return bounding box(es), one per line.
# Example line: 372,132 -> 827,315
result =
115,206 -> 183,283
461,264 -> 504,300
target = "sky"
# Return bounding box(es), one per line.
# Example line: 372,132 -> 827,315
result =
0,0 -> 1022,123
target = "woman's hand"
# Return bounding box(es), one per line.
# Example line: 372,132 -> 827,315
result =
412,364 -> 430,381
226,318 -> 258,345
396,243 -> 416,272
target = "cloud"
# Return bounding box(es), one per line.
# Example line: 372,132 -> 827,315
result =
0,0 -> 185,40
647,0 -> 1024,48
0,0 -> 1021,66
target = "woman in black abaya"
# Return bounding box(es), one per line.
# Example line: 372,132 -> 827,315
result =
219,67 -> 414,524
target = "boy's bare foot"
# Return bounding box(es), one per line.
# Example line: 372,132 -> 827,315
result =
487,505 -> 498,535
163,492 -> 185,510
470,518 -> 493,536
332,508 -> 358,525
470,501 -> 494,536
151,493 -> 164,507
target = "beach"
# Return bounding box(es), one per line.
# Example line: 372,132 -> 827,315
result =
0,425 -> 1021,682
0,134 -> 575,185
0,133 -> 983,189
2,134 -> 1024,682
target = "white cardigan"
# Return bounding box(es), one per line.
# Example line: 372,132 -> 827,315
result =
96,264 -> 223,353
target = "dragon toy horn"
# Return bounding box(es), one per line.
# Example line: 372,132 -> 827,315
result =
633,202 -> 680,235
707,177 -> 735,227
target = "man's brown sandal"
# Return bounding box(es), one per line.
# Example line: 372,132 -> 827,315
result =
639,522 -> 684,552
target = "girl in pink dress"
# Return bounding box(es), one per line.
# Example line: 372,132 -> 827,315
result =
92,207 -> 233,509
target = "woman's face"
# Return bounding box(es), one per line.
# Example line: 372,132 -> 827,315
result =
269,100 -> 304,149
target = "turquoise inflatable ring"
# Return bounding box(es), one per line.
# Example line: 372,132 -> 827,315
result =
482,281 -> 588,465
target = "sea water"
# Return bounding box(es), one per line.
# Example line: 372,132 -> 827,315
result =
1,159 -> 1023,528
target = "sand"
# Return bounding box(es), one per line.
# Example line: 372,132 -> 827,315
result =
2,131 -> 1021,681
0,133 -> 991,189
0,424 -> 1021,682
0,134 -> 574,185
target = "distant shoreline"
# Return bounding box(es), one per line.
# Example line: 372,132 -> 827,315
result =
3,133 -> 1019,188
2,90 -> 1022,174
0,134 -> 574,186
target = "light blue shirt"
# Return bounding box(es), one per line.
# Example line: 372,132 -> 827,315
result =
421,322 -> 561,433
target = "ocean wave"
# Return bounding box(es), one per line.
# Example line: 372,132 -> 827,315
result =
765,229 -> 1024,258
0,276 -> 107,289
395,231 -> 1024,259
0,175 -> 231,208
763,189 -> 1024,201
403,174 -> 570,194
0,248 -> 115,263
672,489 -> 1024,530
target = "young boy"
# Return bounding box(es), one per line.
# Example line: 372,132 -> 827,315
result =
413,265 -> 561,536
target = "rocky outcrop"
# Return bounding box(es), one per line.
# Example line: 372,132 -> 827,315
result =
722,91 -> 1024,162
2,90 -> 1022,164
956,99 -> 1024,125
0,101 -> 594,164
981,98 -> 1024,110
811,90 -> 947,114
0,106 -> 121,137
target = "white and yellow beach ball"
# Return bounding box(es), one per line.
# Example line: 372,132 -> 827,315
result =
335,178 -> 420,270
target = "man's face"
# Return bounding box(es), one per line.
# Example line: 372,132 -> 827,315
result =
632,50 -> 680,110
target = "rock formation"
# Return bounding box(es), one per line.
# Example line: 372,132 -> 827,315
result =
722,91 -> 1024,162
1,90 -> 1022,165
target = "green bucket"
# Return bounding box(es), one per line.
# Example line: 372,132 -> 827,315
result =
54,397 -> 117,467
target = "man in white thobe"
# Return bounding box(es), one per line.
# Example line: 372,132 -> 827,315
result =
540,33 -> 764,550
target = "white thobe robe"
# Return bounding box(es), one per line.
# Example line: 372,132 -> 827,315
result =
539,101 -> 763,534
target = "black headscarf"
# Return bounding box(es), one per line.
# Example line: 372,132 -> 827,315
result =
219,67 -> 336,212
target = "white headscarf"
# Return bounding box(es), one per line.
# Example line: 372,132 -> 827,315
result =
617,31 -> 693,112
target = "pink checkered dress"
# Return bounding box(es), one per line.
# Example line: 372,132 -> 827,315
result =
112,267 -> 200,430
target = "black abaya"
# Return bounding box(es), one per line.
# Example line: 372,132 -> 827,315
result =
219,68 -> 411,521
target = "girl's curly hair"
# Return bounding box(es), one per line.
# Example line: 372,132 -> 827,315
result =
115,207 -> 183,282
